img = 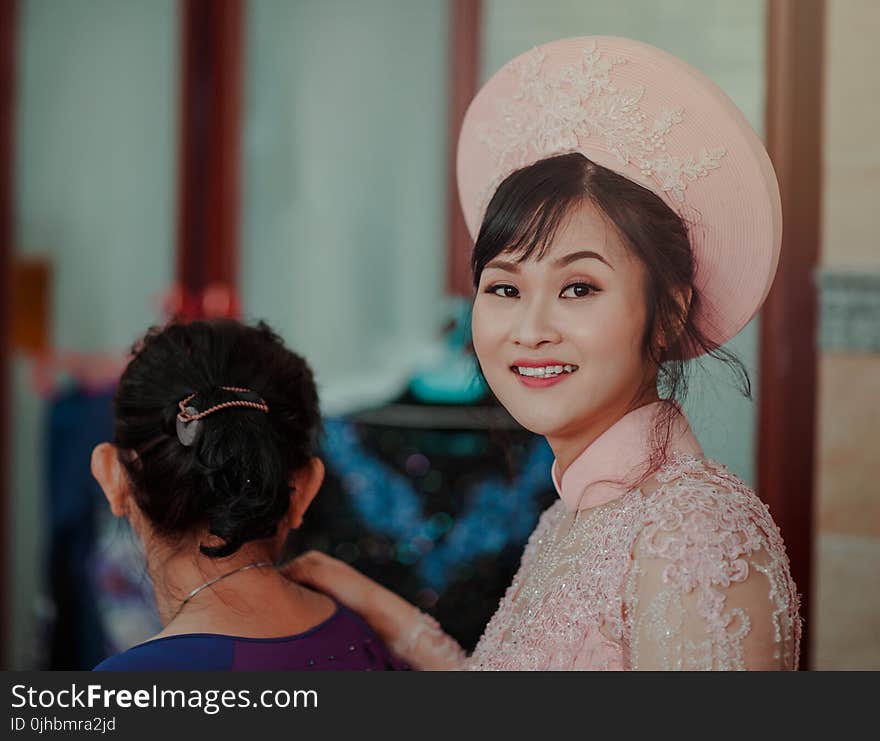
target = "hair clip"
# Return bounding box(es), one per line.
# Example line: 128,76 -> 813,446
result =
176,403 -> 202,447
175,386 -> 269,447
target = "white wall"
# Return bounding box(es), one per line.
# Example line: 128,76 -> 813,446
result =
240,0 -> 450,413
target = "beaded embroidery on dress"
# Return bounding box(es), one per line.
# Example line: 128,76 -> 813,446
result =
466,452 -> 801,670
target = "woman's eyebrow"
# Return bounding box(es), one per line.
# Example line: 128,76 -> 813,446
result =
483,259 -> 520,273
553,250 -> 614,270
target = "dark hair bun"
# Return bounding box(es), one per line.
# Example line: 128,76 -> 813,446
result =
114,319 -> 321,558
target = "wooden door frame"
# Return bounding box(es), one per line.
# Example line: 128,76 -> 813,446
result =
760,0 -> 825,670
446,0 -> 482,297
176,0 -> 244,318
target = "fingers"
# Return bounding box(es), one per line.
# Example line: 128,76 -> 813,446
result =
281,550 -> 320,583
283,550 -> 374,613
282,549 -> 343,589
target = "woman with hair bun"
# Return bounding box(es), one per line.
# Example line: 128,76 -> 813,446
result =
287,36 -> 803,670
92,319 -> 406,670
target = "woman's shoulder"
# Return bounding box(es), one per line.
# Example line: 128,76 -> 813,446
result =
93,633 -> 234,671
625,453 -> 802,667
635,452 -> 789,565
93,605 -> 409,671
644,452 -> 772,517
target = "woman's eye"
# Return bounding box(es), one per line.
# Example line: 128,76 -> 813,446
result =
560,282 -> 598,299
488,284 -> 519,298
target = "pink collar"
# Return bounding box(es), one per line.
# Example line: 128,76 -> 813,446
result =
550,401 -> 703,511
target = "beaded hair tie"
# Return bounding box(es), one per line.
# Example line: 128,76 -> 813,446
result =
176,386 -> 269,447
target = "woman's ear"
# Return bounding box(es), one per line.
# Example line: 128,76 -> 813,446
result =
287,457 -> 325,529
654,285 -> 692,351
91,442 -> 132,517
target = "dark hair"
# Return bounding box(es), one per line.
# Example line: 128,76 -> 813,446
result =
471,153 -> 750,478
113,319 -> 321,558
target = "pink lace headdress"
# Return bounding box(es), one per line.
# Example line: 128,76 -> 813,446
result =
456,36 -> 783,355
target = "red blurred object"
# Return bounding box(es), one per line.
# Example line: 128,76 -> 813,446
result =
176,0 -> 244,320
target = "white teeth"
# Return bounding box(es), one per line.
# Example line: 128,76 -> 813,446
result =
514,364 -> 578,378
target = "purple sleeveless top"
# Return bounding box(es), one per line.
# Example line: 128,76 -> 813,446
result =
93,603 -> 409,671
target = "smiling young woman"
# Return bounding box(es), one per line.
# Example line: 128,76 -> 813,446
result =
472,191 -> 659,473
286,36 -> 802,671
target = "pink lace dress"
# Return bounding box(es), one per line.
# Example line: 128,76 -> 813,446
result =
395,403 -> 802,671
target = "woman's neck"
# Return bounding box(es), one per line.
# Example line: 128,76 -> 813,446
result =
144,538 -> 334,639
549,389 -> 661,479
146,540 -> 274,624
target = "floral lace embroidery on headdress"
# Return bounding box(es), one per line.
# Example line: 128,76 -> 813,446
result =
478,41 -> 726,216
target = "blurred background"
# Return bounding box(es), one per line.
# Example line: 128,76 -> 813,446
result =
0,0 -> 876,670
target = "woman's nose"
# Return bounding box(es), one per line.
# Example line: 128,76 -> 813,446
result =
510,298 -> 562,348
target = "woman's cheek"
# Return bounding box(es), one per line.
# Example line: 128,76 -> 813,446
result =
471,316 -> 508,398
590,294 -> 641,349
471,301 -> 497,360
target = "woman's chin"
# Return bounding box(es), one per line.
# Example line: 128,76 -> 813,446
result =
506,408 -> 574,438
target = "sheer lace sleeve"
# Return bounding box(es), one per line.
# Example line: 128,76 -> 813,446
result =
624,464 -> 801,670
388,605 -> 467,670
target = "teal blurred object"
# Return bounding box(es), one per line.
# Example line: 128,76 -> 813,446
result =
409,298 -> 488,405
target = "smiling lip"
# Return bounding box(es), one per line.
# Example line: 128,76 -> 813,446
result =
510,359 -> 578,388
